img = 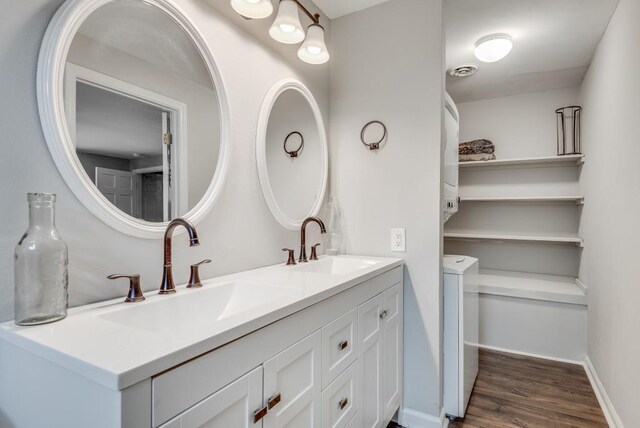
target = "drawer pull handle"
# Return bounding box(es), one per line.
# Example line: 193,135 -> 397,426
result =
338,340 -> 348,350
253,406 -> 268,423
379,310 -> 389,320
268,393 -> 282,410
339,397 -> 349,410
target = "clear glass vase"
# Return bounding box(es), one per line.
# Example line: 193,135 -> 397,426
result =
14,193 -> 68,325
324,196 -> 343,255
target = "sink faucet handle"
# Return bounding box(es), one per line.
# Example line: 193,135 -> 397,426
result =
188,259 -> 211,288
107,274 -> 145,303
282,248 -> 297,266
310,243 -> 321,261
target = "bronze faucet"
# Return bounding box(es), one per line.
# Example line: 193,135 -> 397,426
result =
160,218 -> 200,294
299,217 -> 326,262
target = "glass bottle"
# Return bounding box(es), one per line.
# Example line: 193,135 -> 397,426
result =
324,196 -> 343,255
14,193 -> 68,325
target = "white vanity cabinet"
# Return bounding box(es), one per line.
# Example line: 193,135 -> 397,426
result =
158,367 -> 263,428
154,276 -> 402,428
0,261 -> 403,428
358,283 -> 403,428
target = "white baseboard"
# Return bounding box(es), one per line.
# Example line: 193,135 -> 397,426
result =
400,407 -> 448,428
584,356 -> 623,428
475,343 -> 583,365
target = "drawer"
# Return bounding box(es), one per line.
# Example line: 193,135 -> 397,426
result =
344,412 -> 359,428
322,309 -> 358,388
322,361 -> 359,428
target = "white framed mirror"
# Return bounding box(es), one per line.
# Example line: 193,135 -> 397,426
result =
37,0 -> 230,238
257,79 -> 328,230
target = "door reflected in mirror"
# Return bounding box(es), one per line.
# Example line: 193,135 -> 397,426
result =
64,0 -> 221,222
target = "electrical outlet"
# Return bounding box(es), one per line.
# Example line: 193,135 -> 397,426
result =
391,228 -> 406,252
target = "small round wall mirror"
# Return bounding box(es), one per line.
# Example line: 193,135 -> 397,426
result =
37,0 -> 230,238
257,79 -> 328,230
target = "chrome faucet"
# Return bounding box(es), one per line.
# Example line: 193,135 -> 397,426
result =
160,218 -> 200,294
299,217 -> 326,262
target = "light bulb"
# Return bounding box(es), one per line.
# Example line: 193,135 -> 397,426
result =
279,24 -> 295,33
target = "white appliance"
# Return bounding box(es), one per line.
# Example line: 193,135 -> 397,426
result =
443,255 -> 479,419
444,93 -> 460,222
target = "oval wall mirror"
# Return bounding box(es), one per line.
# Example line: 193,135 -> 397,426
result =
37,0 -> 230,238
257,79 -> 328,230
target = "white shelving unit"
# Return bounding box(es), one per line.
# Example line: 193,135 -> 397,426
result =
445,154 -> 586,304
476,269 -> 587,305
461,196 -> 584,204
459,154 -> 585,169
444,231 -> 584,247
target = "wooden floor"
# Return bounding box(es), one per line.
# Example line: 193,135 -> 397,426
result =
448,349 -> 608,428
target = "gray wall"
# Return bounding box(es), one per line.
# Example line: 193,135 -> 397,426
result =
0,0 -> 330,322
579,0 -> 640,424
330,0 -> 445,422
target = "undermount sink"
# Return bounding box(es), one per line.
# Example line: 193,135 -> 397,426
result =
291,256 -> 381,276
99,280 -> 298,334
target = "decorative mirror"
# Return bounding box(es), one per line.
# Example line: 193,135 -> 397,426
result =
37,0 -> 229,238
257,79 -> 328,230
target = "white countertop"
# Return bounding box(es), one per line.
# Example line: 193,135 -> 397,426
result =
0,255 -> 402,391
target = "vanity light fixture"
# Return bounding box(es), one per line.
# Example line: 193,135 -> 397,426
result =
298,23 -> 329,64
230,0 -> 274,19
232,0 -> 329,64
269,0 -> 305,44
474,33 -> 513,63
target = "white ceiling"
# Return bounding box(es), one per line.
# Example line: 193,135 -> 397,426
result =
446,0 -> 619,103
311,0 -> 393,19
78,0 -> 213,89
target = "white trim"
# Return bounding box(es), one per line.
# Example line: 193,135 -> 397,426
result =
584,356 -> 624,428
132,166 -> 163,174
576,278 -> 589,295
37,0 -> 230,239
399,407 -> 448,428
474,343 -> 583,366
256,78 -> 328,230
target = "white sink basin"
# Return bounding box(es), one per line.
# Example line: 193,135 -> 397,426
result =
99,280 -> 298,334
292,257 -> 381,276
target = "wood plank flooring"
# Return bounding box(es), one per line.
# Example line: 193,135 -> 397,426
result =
449,349 -> 608,428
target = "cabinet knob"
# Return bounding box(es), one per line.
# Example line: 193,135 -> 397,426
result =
379,310 -> 389,320
338,340 -> 348,350
339,397 -> 349,410
267,393 -> 282,410
253,406 -> 268,423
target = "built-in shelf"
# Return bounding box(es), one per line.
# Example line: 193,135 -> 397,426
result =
459,154 -> 585,169
460,196 -> 584,204
477,269 -> 587,305
444,231 -> 584,246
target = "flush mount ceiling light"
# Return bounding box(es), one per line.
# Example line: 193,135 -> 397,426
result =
230,0 -> 273,19
298,23 -> 329,64
269,0 -> 305,44
231,0 -> 329,65
474,33 -> 513,63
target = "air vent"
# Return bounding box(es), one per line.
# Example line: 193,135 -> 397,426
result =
448,64 -> 479,77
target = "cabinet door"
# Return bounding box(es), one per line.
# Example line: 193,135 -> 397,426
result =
263,331 -> 322,427
358,294 -> 383,428
381,283 -> 403,420
159,367 -> 263,428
